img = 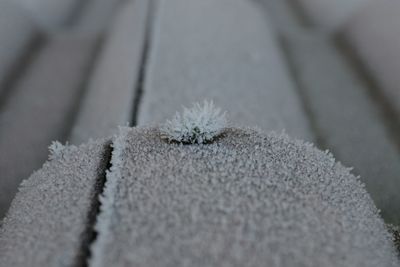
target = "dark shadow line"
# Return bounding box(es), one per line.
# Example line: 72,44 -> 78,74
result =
251,0 -> 326,148
285,0 -> 314,28
334,34 -> 400,153
278,36 -> 329,150
74,141 -> 113,267
131,0 -> 156,126
0,33 -> 45,112
74,1 -> 158,264
64,0 -> 93,28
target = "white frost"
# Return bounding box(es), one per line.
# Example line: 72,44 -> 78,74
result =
48,141 -> 66,160
160,100 -> 227,144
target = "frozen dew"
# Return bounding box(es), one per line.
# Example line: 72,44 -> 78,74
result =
48,141 -> 66,160
160,100 -> 227,144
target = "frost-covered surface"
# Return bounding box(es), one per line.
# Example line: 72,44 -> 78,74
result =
160,101 -> 227,144
0,138 -> 111,267
90,127 -> 130,267
91,127 -> 399,267
48,141 -> 67,160
138,0 -> 313,141
388,225 -> 400,252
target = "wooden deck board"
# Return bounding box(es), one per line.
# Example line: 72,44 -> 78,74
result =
0,34 -> 98,216
70,0 -> 149,144
90,127 -> 399,267
138,0 -> 314,141
0,139 -> 111,267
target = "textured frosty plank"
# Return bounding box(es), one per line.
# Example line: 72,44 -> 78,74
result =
0,1 -> 38,96
260,0 -> 400,224
295,0 -> 369,31
284,35 -> 400,224
139,0 -> 313,141
343,0 -> 400,119
0,139 -> 111,266
70,0 -> 149,144
15,0 -> 80,29
91,127 -> 399,267
0,34 -> 97,217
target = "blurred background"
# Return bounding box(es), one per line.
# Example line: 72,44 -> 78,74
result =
0,0 -> 399,236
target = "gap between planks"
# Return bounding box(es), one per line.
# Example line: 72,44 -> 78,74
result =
78,1 -> 158,265
334,34 -> 400,155
131,0 -> 157,126
74,142 -> 113,267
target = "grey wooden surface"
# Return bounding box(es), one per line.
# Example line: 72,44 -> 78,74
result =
138,0 -> 314,142
0,34 -> 99,216
295,0 -> 369,30
0,1 -> 38,97
15,0 -> 81,29
256,0 -> 400,225
0,139 -> 111,267
0,0 -> 400,265
70,0 -> 149,144
90,127 -> 398,267
285,36 -> 400,223
343,0 -> 400,120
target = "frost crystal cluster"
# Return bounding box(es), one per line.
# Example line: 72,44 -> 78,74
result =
161,100 -> 227,144
48,141 -> 66,160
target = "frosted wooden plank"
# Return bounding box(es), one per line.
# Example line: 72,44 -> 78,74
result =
0,139 -> 110,266
90,127 -> 399,267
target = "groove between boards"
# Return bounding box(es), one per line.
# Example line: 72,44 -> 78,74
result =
131,0 -> 157,126
74,142 -> 113,267
0,33 -> 44,113
76,1 -> 158,265
334,34 -> 400,155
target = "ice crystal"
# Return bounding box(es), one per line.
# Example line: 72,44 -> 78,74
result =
48,141 -> 66,160
160,100 -> 227,144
